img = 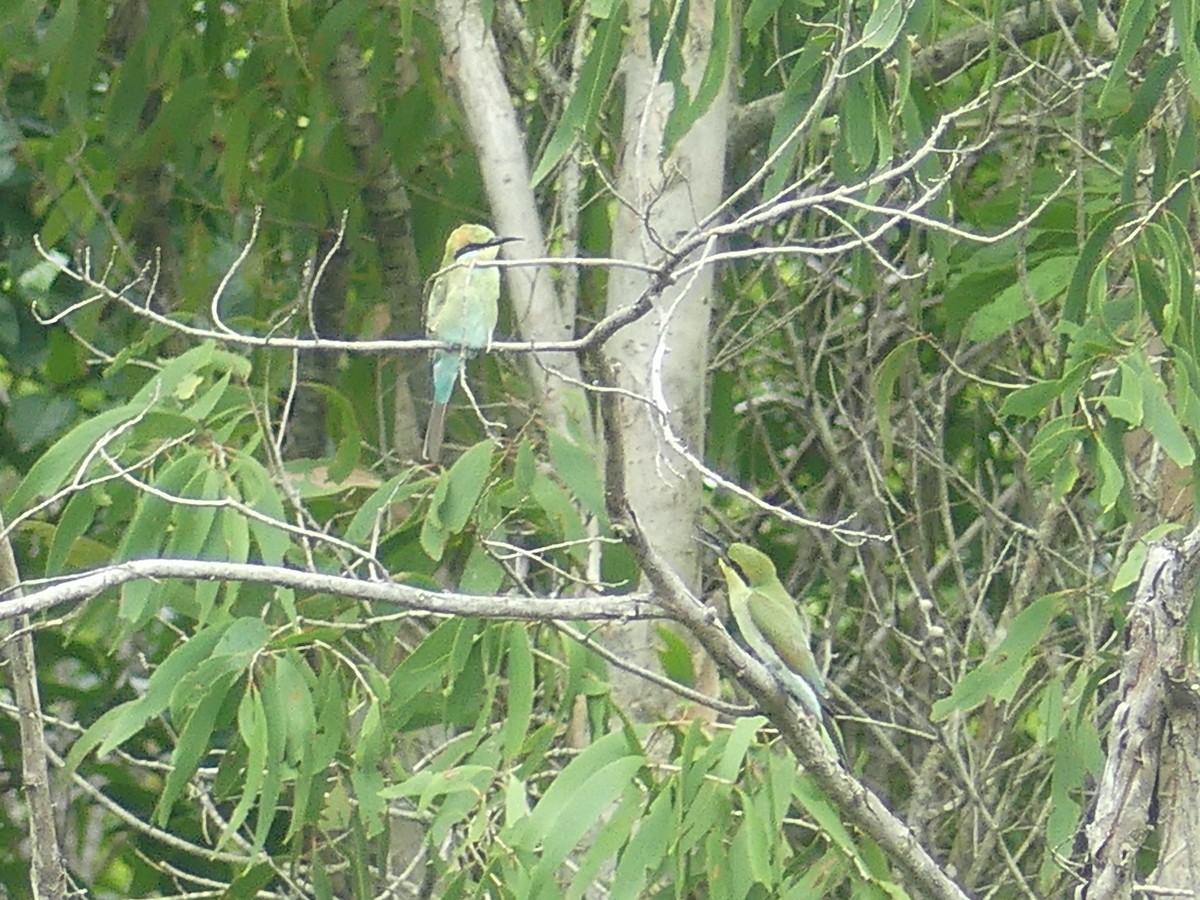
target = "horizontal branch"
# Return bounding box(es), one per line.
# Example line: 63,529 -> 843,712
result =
0,559 -> 659,623
34,236 -> 657,357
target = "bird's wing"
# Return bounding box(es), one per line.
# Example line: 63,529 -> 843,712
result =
720,559 -> 775,658
424,270 -> 449,336
744,586 -> 827,696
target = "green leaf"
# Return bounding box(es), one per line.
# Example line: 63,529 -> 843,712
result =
1094,431 -> 1125,510
420,439 -> 495,560
1098,0 -> 1155,110
548,431 -> 606,520
861,0 -> 903,49
458,541 -> 506,594
931,592 -> 1066,720
744,0 -> 785,32
502,625 -> 535,762
220,862 -> 276,900
386,618 -> 472,728
312,0 -> 372,63
155,670 -> 238,825
46,489 -> 98,575
1028,417 -> 1085,482
793,774 -> 857,853
292,664 -> 348,841
654,624 -> 695,688
529,756 -> 646,894
566,781 -> 645,900
999,379 -> 1062,420
65,622 -> 232,773
1041,721 -> 1089,891
717,715 -> 768,782
353,712 -> 388,838
254,668 -> 287,851
766,749 -> 797,831
1063,206 -> 1138,325
343,471 -> 426,546
530,4 -> 625,186
839,69 -> 876,171
219,686 -> 268,848
7,402 -> 146,517
873,338 -> 918,470
161,467 -> 221,562
211,616 -> 273,661
1111,53 -> 1179,137
181,370 -> 230,419
1112,524 -> 1183,590
17,253 -> 69,294
664,0 -> 733,154
1171,0 -> 1200,104
761,24 -> 836,200
221,503 -> 252,565
380,764 -> 494,807
611,790 -> 674,900
168,618 -> 270,721
506,729 -> 639,847
274,652 -> 317,767
1142,370 -> 1196,466
966,256 -> 1075,342
530,472 -> 586,546
514,439 -> 536,494
1100,360 -> 1144,425
731,790 -> 773,889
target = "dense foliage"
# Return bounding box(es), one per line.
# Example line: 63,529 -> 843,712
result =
2,0 -> 1198,897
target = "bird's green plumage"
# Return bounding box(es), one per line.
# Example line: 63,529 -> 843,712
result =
719,542 -> 827,716
421,223 -> 516,462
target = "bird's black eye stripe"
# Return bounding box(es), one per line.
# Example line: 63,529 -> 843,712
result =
454,237 -> 515,259
455,242 -> 486,258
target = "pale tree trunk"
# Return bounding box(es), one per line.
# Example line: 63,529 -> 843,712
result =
435,0 -> 731,718
600,0 -> 732,716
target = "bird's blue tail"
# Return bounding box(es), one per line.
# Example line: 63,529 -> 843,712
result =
432,349 -> 461,404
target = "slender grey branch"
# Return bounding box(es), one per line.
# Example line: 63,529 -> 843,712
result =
0,559 -> 659,623
0,512 -> 67,899
33,235 -> 656,356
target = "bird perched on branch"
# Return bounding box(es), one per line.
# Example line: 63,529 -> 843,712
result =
422,223 -> 518,462
717,542 -> 828,718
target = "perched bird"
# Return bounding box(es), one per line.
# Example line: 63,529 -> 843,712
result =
717,542 -> 828,717
422,224 -> 518,462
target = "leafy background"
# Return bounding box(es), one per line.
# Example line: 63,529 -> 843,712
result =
1,0 -> 1197,896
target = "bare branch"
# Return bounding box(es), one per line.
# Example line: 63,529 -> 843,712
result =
0,558 -> 658,624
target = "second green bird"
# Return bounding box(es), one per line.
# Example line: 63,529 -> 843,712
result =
718,542 -> 828,717
422,223 -> 518,462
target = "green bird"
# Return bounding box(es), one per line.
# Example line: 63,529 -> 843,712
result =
717,542 -> 828,717
422,223 -> 518,462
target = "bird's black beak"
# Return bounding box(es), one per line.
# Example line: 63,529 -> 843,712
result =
695,529 -> 751,580
695,526 -> 728,552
